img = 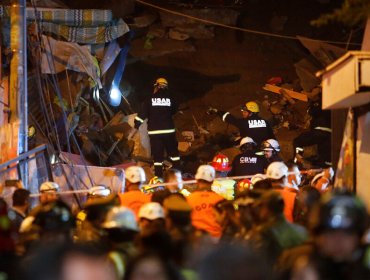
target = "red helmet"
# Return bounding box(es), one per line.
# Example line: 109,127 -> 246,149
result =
211,153 -> 231,172
236,179 -> 253,192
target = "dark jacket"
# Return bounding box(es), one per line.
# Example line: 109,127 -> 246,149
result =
135,89 -> 178,134
221,112 -> 275,145
230,150 -> 265,176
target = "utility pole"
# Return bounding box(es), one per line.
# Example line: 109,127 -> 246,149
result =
10,0 -> 28,188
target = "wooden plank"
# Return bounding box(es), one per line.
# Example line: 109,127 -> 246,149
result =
262,84 -> 308,102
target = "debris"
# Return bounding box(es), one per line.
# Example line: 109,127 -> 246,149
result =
178,141 -> 191,153
147,25 -> 166,38
131,12 -> 158,28
263,84 -> 308,102
192,114 -> 210,135
169,28 -> 190,41
174,25 -> 214,39
294,58 -> 321,92
182,131 -> 195,142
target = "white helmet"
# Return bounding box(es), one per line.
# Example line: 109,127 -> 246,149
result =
125,166 -> 146,184
39,181 -> 59,193
266,162 -> 288,180
138,202 -> 165,220
240,137 -> 256,147
101,206 -> 138,231
251,173 -> 266,185
195,165 -> 215,182
88,185 -> 111,198
261,139 -> 280,152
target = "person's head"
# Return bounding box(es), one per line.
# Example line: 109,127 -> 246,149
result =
239,137 -> 257,153
308,192 -> 369,262
153,78 -> 168,94
101,206 -> 138,243
213,199 -> 237,227
255,190 -> 284,223
261,139 -> 280,159
240,101 -> 259,119
287,162 -> 302,188
163,169 -> 183,192
211,153 -> 231,177
138,203 -> 165,235
163,194 -> 192,231
125,166 -> 146,191
124,253 -> 183,280
265,162 -> 288,187
12,188 -> 30,209
195,165 -> 215,190
33,200 -> 76,243
39,181 -> 59,205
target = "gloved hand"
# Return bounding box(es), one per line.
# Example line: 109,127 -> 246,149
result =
207,107 -> 218,115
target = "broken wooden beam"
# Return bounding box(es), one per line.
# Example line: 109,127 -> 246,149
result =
263,84 -> 308,102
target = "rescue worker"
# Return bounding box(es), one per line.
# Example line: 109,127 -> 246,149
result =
311,167 -> 334,193
134,78 -> 180,177
261,139 -> 282,170
293,97 -> 332,167
213,199 -> 240,243
265,162 -> 297,223
186,165 -> 224,238
286,192 -> 370,279
9,188 -> 30,232
152,169 -> 190,204
119,166 -> 151,219
38,181 -> 60,205
230,137 -> 265,177
286,162 -> 302,193
138,202 -> 165,236
101,206 -> 139,279
250,190 -> 307,265
211,153 -> 235,200
209,101 -> 275,146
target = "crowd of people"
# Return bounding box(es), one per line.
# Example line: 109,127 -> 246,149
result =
0,79 -> 364,279
0,157 -> 369,280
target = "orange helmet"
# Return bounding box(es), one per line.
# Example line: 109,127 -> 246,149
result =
211,153 -> 231,172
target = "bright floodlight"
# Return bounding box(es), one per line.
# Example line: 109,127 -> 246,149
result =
109,85 -> 122,106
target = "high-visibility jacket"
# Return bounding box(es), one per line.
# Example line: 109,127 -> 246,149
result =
119,191 -> 151,219
273,188 -> 296,223
211,179 -> 235,200
186,190 -> 224,238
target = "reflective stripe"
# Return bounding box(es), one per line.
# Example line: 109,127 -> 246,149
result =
325,161 -> 332,166
296,147 -> 304,152
170,156 -> 180,161
148,129 -> 176,135
135,116 -> 144,123
222,112 -> 230,122
314,126 -> 332,133
154,162 -> 163,166
108,251 -> 125,279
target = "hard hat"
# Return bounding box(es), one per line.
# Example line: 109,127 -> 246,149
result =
309,192 -> 368,235
261,139 -> 280,152
266,162 -> 288,180
154,77 -> 168,88
241,101 -> 259,113
33,200 -> 75,232
239,137 -> 256,147
211,153 -> 231,172
126,166 -> 146,184
251,174 -> 267,185
138,202 -> 165,220
88,185 -> 111,198
237,179 -> 253,192
39,181 -> 59,193
101,206 -> 138,231
148,176 -> 163,185
195,165 -> 216,182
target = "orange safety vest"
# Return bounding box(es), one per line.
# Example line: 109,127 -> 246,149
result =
186,190 -> 224,238
274,188 -> 296,223
119,191 -> 151,219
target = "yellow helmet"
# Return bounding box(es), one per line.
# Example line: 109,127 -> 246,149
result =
242,101 -> 259,113
154,78 -> 168,88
